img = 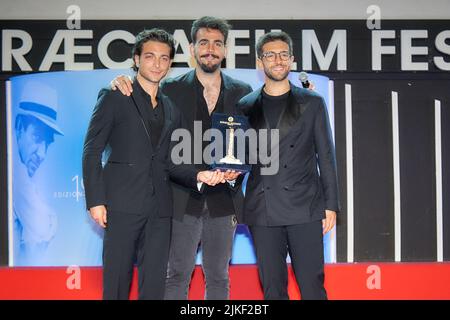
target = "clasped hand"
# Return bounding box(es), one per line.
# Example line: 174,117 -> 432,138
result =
197,169 -> 241,186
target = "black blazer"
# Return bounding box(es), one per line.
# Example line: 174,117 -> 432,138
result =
161,70 -> 253,222
237,83 -> 340,226
82,80 -> 198,216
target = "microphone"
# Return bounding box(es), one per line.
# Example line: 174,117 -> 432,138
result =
299,71 -> 310,88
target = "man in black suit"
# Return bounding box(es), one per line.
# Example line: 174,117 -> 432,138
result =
237,31 -> 339,300
82,29 -> 224,300
111,17 -> 252,300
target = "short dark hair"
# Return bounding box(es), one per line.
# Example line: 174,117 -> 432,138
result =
131,28 -> 176,71
256,31 -> 293,58
191,16 -> 231,44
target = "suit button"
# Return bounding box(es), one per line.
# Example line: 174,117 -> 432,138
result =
284,165 -> 287,168
266,186 -> 271,190
290,145 -> 294,148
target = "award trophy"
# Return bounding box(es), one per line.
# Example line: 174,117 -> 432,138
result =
211,113 -> 251,173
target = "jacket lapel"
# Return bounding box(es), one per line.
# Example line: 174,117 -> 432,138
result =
155,96 -> 173,150
130,80 -> 153,151
222,72 -> 234,114
183,70 -> 197,134
243,83 -> 305,141
242,88 -> 268,131
277,84 -> 304,141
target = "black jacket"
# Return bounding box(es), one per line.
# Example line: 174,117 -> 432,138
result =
161,70 -> 253,222
237,83 -> 340,226
82,80 -> 198,216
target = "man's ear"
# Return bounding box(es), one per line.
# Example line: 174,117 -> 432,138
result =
256,58 -> 263,70
287,55 -> 294,70
134,54 -> 140,69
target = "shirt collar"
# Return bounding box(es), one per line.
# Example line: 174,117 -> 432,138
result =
133,76 -> 162,104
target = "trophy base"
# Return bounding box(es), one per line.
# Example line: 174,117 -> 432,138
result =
211,162 -> 251,174
219,155 -> 243,165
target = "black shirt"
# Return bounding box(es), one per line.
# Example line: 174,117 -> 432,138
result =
135,79 -> 165,148
262,89 -> 290,129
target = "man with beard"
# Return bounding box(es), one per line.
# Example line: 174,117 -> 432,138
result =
237,31 -> 339,300
111,17 -> 252,300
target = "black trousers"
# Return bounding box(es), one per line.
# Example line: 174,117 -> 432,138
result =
102,195 -> 171,300
249,220 -> 327,300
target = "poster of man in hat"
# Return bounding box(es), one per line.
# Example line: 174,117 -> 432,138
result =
12,80 -> 63,265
